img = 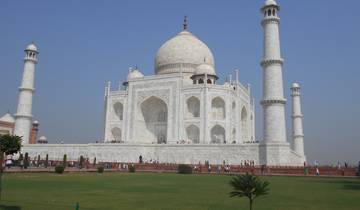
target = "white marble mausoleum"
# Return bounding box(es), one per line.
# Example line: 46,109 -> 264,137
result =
18,0 -> 306,166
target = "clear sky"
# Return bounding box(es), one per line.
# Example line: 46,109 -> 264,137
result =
1,0 -> 359,165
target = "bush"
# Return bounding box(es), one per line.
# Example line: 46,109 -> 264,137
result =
97,166 -> 104,173
178,164 -> 192,174
128,164 -> 136,173
55,165 -> 65,174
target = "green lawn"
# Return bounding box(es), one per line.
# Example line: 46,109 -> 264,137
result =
0,172 -> 359,210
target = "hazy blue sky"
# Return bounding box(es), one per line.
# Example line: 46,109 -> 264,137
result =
1,0 -> 359,165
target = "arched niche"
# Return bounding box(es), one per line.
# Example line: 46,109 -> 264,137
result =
186,125 -> 200,144
211,97 -> 225,119
111,127 -> 122,143
210,125 -> 225,144
232,128 -> 236,143
113,102 -> 123,120
139,96 -> 168,144
186,96 -> 200,118
241,107 -> 248,142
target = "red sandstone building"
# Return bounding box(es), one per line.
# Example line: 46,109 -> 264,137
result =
0,112 -> 41,144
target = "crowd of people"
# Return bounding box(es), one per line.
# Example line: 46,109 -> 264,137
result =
2,154 -> 360,177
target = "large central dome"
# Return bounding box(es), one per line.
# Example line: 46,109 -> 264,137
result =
155,30 -> 215,75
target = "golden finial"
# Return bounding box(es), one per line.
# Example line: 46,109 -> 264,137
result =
183,16 -> 188,30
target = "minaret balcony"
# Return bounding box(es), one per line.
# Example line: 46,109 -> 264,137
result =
261,17 -> 280,26
260,98 -> 286,106
260,58 -> 284,67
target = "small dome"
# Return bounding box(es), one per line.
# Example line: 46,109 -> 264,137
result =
195,63 -> 216,76
292,83 -> 300,88
39,136 -> 47,141
155,30 -> 215,75
25,43 -> 38,52
127,69 -> 144,80
264,0 -> 277,6
0,113 -> 15,123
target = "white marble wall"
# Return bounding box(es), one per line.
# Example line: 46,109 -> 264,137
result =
104,73 -> 255,145
22,143 -> 304,166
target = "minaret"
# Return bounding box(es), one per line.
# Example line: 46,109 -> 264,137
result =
14,43 -> 38,144
291,83 -> 305,157
260,0 -> 287,143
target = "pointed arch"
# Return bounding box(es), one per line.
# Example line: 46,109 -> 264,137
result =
211,97 -> 225,119
241,106 -> 248,142
211,125 -> 225,144
138,96 -> 168,144
232,128 -> 236,143
113,102 -> 123,120
111,127 -> 122,142
186,125 -> 200,144
186,96 -> 200,118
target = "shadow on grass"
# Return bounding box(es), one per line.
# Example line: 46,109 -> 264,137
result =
0,200 -> 93,210
0,204 -> 21,210
343,182 -> 360,190
317,178 -> 360,191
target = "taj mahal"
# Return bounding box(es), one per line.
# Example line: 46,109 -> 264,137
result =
2,0 -> 306,166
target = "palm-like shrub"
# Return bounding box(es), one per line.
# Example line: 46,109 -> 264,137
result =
229,173 -> 270,210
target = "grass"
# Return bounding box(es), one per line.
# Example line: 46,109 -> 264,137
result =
0,172 -> 359,210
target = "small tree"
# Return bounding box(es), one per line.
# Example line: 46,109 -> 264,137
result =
45,154 -> 49,168
37,154 -> 40,167
0,134 -> 22,200
63,154 -> 67,168
229,173 -> 270,210
93,157 -> 96,167
24,153 -> 29,169
79,155 -> 84,169
18,153 -> 24,168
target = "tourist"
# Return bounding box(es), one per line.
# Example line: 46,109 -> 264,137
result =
208,164 -> 211,173
5,159 -> 12,169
